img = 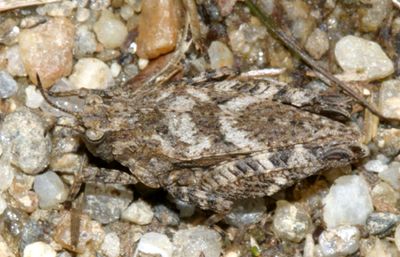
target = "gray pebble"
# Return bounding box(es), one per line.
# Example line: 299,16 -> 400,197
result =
366,212 -> 400,237
173,226 -> 222,257
0,70 -> 18,98
224,198 -> 266,227
84,183 -> 133,224
154,204 -> 180,226
20,220 -> 45,252
1,108 -> 51,174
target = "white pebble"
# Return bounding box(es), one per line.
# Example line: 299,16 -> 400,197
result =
33,171 -> 68,209
0,163 -> 15,192
94,10 -> 128,49
25,85 -> 44,109
120,5 -> 134,20
76,7 -> 90,22
323,175 -> 373,228
303,234 -> 315,257
335,35 -> 394,81
379,79 -> 400,121
100,232 -> 120,257
364,155 -> 390,173
134,232 -> 173,257
138,58 -> 149,70
23,242 -> 56,257
110,62 -> 121,77
272,200 -> 312,242
121,199 -> 154,225
208,40 -> 234,69
173,226 -> 222,257
318,226 -> 360,257
379,162 -> 400,190
0,195 -> 7,215
364,160 -> 388,173
69,58 -> 114,90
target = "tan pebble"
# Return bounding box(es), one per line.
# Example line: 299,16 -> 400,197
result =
19,18 -> 74,89
136,0 -> 182,59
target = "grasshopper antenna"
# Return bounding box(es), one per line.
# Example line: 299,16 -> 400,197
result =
36,74 -> 83,120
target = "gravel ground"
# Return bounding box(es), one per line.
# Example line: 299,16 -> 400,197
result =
1,0 -> 400,257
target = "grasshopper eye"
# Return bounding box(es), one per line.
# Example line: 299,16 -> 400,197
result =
85,129 -> 105,143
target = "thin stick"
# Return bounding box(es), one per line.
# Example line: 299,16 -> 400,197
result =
244,0 -> 391,121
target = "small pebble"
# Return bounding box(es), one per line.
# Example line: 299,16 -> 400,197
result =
395,224 -> 400,251
110,62 -> 121,77
37,1 -> 76,17
303,234 -> 315,257
379,162 -> 400,190
33,171 -> 68,209
272,200 -> 312,243
74,25 -> 98,57
94,10 -> 128,49
0,195 -> 7,215
228,23 -> 268,66
366,212 -> 400,236
375,128 -> 400,156
54,212 -> 105,252
323,175 -> 373,228
0,163 -> 15,192
208,40 -> 234,69
123,64 -> 139,79
371,182 -> 400,212
49,153 -> 82,174
173,226 -> 222,257
318,226 -> 360,257
23,242 -> 56,257
364,154 -> 390,173
0,71 -> 18,98
174,199 -> 196,218
100,232 -> 120,257
224,198 -> 266,227
305,28 -> 329,59
20,220 -> 45,251
25,85 -> 44,109
134,232 -> 173,257
380,79 -> 400,121
9,182 -> 38,213
153,204 -> 180,226
138,58 -> 149,70
5,45 -> 26,77
19,18 -> 75,88
1,108 -> 51,174
365,238 -> 398,257
120,5 -> 134,20
69,58 -> 114,90
0,235 -> 15,257
76,7 -> 91,22
84,183 -> 133,224
2,207 -> 28,236
360,0 -> 392,32
136,0 -> 181,59
121,199 -> 154,225
334,35 -> 394,81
